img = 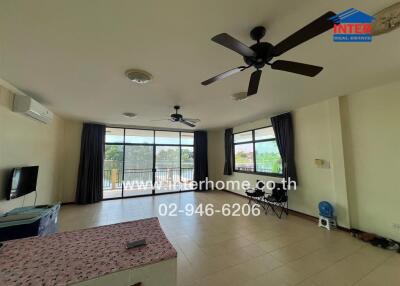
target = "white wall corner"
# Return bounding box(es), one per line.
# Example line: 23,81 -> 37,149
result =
327,97 -> 351,228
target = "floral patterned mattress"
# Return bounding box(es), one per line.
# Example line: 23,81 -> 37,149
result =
0,217 -> 177,286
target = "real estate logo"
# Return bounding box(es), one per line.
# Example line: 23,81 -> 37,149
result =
329,8 -> 375,42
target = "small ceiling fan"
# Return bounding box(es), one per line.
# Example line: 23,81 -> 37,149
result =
201,11 -> 336,96
152,106 -> 200,128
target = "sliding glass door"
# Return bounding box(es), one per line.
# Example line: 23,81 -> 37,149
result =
181,146 -> 194,190
104,144 -> 124,199
123,145 -> 153,197
155,146 -> 180,193
104,128 -> 124,199
103,128 -> 194,199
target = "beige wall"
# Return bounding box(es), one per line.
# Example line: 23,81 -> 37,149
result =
291,98 -> 350,227
208,98 -> 350,227
0,83 -> 82,212
61,120 -> 82,203
341,81 -> 400,241
209,80 -> 400,240
2,76 -> 399,240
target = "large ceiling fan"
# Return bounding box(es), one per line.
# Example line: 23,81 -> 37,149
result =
153,106 -> 200,128
201,11 -> 336,96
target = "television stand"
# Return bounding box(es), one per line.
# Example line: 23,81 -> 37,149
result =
0,203 -> 60,241
33,204 -> 53,209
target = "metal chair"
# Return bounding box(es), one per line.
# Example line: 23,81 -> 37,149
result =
265,183 -> 289,219
245,180 -> 265,207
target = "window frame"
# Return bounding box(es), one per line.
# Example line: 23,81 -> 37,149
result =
104,127 -> 195,199
233,126 -> 283,177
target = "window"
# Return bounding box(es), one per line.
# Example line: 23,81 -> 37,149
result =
104,128 -> 195,199
181,132 -> 194,145
234,143 -> 254,172
234,131 -> 252,143
125,129 -> 154,144
105,128 -> 124,143
233,127 -> 282,176
155,131 -> 180,144
104,145 -> 123,193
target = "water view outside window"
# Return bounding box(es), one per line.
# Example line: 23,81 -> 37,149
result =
104,128 -> 194,199
234,127 -> 282,176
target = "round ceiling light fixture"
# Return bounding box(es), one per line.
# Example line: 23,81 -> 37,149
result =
125,69 -> 153,84
122,112 -> 137,118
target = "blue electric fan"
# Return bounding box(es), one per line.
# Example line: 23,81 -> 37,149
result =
318,201 -> 334,218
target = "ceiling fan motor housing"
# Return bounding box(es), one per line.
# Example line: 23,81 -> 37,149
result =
171,106 -> 182,121
170,113 -> 182,121
244,42 -> 274,69
243,26 -> 274,69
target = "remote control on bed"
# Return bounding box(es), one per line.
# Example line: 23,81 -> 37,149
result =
126,239 -> 147,249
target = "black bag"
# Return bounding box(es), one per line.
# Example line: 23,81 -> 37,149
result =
270,183 -> 287,202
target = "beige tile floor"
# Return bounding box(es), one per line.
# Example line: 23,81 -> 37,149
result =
59,191 -> 400,286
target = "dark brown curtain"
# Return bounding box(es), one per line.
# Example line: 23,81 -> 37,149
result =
75,123 -> 105,204
223,128 -> 233,175
193,131 -> 208,190
271,113 -> 297,183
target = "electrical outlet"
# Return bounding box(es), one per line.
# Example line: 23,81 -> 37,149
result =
392,223 -> 400,230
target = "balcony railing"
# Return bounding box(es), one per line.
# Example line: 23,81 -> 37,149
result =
235,164 -> 254,172
103,169 -> 123,189
103,167 -> 194,190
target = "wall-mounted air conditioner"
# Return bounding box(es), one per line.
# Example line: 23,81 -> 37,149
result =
13,94 -> 53,124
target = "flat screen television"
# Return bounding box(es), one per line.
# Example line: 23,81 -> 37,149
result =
7,166 -> 39,200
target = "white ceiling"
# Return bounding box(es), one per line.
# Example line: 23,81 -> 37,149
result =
0,0 -> 399,130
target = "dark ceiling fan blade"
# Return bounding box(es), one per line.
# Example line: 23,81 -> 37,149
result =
271,60 -> 323,77
183,118 -> 200,123
272,11 -> 336,56
212,33 -> 256,57
201,66 -> 247,85
180,120 -> 196,128
247,70 -> 262,96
